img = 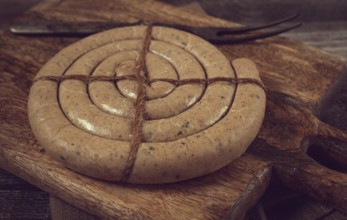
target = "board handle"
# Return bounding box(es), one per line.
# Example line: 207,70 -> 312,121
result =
275,152 -> 347,212
275,123 -> 347,212
250,127 -> 347,212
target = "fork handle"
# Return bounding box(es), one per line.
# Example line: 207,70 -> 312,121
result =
10,21 -> 142,36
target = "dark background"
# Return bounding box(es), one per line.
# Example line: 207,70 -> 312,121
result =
0,0 -> 346,219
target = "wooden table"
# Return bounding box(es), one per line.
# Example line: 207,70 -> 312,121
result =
1,0 -> 347,219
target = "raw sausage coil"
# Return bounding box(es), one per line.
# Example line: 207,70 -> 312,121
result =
28,25 -> 266,184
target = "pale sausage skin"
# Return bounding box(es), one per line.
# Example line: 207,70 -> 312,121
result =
28,25 -> 266,184
130,58 -> 265,183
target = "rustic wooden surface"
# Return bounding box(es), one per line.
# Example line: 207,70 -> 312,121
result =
1,0 -> 347,219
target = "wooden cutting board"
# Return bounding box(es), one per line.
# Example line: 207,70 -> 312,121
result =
0,0 -> 347,219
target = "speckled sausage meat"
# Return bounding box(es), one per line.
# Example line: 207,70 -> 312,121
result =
28,25 -> 266,184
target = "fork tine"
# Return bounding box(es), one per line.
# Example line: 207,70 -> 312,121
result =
217,12 -> 301,36
210,22 -> 302,44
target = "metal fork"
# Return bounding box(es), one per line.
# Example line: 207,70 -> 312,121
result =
160,13 -> 302,44
10,13 -> 301,44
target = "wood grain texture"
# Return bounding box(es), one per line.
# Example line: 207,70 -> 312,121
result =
0,0 -> 347,219
50,196 -> 97,220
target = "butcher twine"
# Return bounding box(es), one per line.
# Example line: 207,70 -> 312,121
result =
32,25 -> 265,182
